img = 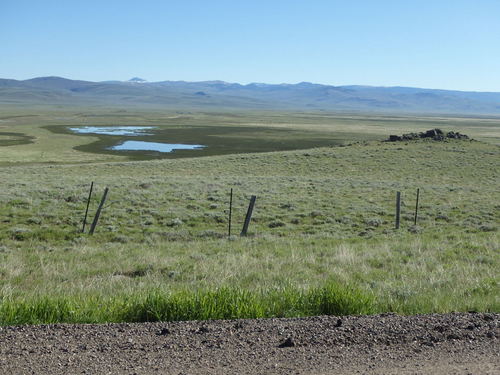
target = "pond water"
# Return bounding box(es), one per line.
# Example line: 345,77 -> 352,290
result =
69,126 -> 206,153
111,141 -> 205,153
69,126 -> 155,136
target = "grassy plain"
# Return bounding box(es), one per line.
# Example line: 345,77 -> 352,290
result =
1,107 -> 500,165
0,108 -> 499,324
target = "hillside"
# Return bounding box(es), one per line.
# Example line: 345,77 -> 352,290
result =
1,76 -> 500,114
0,138 -> 498,325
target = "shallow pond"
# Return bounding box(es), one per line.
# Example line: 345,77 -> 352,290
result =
69,126 -> 205,153
69,126 -> 155,136
111,140 -> 205,152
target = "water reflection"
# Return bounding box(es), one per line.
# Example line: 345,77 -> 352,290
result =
69,126 -> 155,136
110,140 -> 205,153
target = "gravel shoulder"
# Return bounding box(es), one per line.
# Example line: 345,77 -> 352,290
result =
0,313 -> 498,374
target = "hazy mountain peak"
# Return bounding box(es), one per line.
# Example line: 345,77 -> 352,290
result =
26,76 -> 71,82
128,77 -> 147,83
246,82 -> 270,87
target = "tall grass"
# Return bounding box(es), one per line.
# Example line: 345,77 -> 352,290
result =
0,281 -> 375,325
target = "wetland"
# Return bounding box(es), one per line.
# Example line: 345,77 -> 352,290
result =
47,123 -> 358,160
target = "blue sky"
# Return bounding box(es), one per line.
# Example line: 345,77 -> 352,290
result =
1,0 -> 499,91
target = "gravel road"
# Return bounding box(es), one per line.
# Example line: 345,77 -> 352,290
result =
0,313 -> 498,374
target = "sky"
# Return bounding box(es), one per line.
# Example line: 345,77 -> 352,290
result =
1,0 -> 499,91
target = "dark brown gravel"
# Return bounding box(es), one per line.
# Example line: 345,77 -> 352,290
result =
0,313 -> 498,374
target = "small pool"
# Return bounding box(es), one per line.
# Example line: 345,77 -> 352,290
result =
110,140 -> 205,153
69,126 -> 206,153
69,126 -> 155,136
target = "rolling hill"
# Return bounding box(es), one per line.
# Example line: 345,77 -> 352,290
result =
1,76 -> 500,115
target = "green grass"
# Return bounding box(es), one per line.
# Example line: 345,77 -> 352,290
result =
0,230 -> 497,325
0,107 -> 499,165
0,107 -> 499,325
0,281 -> 375,325
0,132 -> 35,147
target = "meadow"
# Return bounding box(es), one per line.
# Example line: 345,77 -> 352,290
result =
0,108 -> 498,324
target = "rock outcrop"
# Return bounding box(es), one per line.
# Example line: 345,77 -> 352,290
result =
388,128 -> 469,142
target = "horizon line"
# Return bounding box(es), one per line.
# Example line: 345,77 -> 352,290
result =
1,75 -> 499,94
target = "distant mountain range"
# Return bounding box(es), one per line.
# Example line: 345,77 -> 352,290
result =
1,76 -> 500,115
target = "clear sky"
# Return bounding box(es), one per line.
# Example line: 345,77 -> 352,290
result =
1,0 -> 499,91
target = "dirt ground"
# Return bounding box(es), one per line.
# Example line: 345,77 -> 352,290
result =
0,313 -> 498,374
